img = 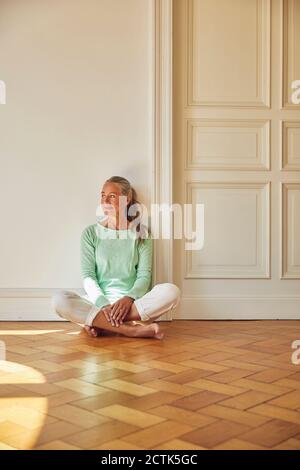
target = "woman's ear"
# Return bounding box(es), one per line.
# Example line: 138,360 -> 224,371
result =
127,189 -> 133,206
126,197 -> 131,209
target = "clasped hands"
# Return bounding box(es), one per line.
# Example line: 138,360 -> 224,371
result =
101,296 -> 134,327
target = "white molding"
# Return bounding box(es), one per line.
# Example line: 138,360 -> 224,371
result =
281,0 -> 300,109
152,0 -> 174,320
187,0 -> 271,108
185,119 -> 271,171
0,288 -> 83,321
281,182 -> 300,279
177,295 -> 300,320
0,288 -> 83,297
184,181 -> 271,279
281,120 -> 300,170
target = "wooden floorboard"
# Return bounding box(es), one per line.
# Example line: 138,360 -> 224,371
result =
0,320 -> 300,450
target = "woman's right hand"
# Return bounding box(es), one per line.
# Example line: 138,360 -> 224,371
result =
101,305 -> 113,323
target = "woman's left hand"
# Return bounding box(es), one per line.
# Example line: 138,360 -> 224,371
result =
109,296 -> 134,327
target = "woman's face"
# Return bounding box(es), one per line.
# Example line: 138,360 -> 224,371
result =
100,182 -> 129,219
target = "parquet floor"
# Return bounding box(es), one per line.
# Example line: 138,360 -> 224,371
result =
1,320 -> 300,450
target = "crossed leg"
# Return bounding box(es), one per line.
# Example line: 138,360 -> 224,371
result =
90,305 -> 164,340
84,302 -> 144,337
52,284 -> 180,340
86,284 -> 180,340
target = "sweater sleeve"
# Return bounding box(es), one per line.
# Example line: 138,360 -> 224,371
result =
80,226 -> 111,309
126,237 -> 153,300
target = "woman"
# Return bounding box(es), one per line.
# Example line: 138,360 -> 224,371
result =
52,176 -> 181,340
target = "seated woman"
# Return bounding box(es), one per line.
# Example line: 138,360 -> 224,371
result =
52,176 -> 181,340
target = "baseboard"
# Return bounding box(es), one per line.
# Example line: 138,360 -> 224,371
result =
3,291 -> 296,322
175,295 -> 300,320
0,288 -> 80,321
0,289 -> 173,322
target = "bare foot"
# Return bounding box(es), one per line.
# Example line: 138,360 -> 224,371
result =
135,322 -> 164,340
84,325 -> 102,337
152,323 -> 164,340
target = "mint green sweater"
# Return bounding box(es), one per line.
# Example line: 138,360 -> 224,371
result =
80,223 -> 153,309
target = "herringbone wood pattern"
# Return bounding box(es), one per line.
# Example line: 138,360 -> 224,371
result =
1,320 -> 300,450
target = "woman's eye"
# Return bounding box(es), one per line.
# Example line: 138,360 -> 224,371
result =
101,194 -> 116,199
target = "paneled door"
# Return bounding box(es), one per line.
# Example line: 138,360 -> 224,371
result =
173,0 -> 300,318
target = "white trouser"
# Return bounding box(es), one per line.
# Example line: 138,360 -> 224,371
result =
51,283 -> 181,327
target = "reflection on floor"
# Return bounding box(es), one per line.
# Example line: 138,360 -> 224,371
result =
0,320 -> 300,450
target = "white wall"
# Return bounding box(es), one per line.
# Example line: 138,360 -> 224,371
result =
0,0 -> 153,318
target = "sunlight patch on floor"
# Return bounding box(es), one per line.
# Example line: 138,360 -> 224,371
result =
0,361 -> 46,384
0,330 -> 64,336
0,362 -> 48,450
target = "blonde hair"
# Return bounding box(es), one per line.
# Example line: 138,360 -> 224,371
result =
105,176 -> 150,243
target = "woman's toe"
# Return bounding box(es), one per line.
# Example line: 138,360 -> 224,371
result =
152,323 -> 164,340
84,325 -> 98,337
155,331 -> 164,340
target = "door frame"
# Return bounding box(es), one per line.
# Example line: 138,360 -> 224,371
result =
152,0 -> 174,289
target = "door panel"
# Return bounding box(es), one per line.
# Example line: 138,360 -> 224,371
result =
173,0 -> 300,319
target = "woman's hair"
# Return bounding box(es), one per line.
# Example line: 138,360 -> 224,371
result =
105,176 -> 150,243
